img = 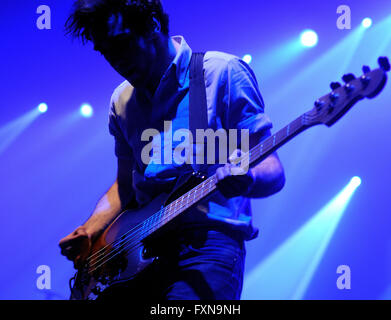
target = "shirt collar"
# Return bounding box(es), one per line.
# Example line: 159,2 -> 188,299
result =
132,36 -> 192,102
170,36 -> 192,87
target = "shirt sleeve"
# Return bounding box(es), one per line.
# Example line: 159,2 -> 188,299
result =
108,93 -> 134,161
225,58 -> 273,139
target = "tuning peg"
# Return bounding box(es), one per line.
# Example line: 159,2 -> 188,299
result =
330,92 -> 340,102
378,57 -> 390,71
329,92 -> 339,111
360,75 -> 371,87
342,73 -> 356,83
330,82 -> 342,90
314,99 -> 325,110
362,65 -> 371,74
345,83 -> 355,94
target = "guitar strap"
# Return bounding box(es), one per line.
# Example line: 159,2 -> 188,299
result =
164,52 -> 208,200
189,52 -> 208,175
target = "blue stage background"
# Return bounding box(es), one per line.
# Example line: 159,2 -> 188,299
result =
0,0 -> 390,299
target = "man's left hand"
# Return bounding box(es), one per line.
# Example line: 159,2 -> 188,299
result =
216,150 -> 254,198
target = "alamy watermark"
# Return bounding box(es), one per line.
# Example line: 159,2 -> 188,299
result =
336,265 -> 351,290
36,265 -> 51,290
36,5 -> 51,30
35,5 -> 352,31
337,5 -> 351,30
140,121 -> 250,174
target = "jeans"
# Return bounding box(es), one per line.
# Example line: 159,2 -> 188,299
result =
97,226 -> 246,300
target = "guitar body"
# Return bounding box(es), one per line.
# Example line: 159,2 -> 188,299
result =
70,192 -> 167,300
70,172 -> 206,300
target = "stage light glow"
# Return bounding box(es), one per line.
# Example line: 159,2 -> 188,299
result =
269,25 -> 365,107
0,109 -> 41,154
242,176 -> 361,300
362,18 -> 373,29
243,54 -> 253,64
80,104 -> 93,118
252,38 -> 305,81
300,29 -> 318,48
37,103 -> 48,113
350,176 -> 362,188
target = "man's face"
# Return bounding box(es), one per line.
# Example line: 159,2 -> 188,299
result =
91,13 -> 157,87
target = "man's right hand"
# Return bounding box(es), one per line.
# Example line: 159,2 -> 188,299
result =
59,226 -> 92,269
59,173 -> 132,270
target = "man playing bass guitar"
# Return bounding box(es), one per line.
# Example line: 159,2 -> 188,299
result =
59,0 -> 285,300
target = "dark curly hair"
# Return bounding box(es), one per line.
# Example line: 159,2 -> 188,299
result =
65,0 -> 170,43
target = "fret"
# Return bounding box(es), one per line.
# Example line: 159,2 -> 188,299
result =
263,136 -> 273,151
150,209 -> 157,231
157,207 -> 164,230
152,210 -> 160,233
294,117 -> 303,132
275,128 -> 286,145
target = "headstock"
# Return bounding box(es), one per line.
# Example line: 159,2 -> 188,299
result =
304,57 -> 390,127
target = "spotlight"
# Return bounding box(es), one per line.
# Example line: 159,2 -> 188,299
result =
37,103 -> 48,113
300,29 -> 318,48
242,175 -> 362,300
243,54 -> 253,64
362,18 -> 372,29
350,176 -> 362,188
80,104 -> 93,118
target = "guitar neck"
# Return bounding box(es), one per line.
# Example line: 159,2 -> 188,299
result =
143,114 -> 311,237
248,114 -> 310,167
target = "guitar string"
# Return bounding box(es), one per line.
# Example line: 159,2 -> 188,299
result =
86,174 -> 216,262
86,116 -> 307,272
86,161 -> 228,261
87,179 -> 217,272
88,176 -> 217,270
89,186 -> 217,273
88,180 -> 218,273
87,175 -> 217,267
87,207 -> 164,261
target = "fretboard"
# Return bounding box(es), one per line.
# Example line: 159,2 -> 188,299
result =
140,114 -> 309,239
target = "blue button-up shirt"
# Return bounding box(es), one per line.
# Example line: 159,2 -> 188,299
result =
108,36 -> 273,240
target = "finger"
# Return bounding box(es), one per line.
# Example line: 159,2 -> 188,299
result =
61,241 -> 86,258
61,246 -> 80,260
216,166 -> 228,181
60,244 -> 71,256
223,163 -> 232,174
59,235 -> 86,251
229,166 -> 246,176
74,227 -> 89,237
229,149 -> 242,165
59,237 -> 72,249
